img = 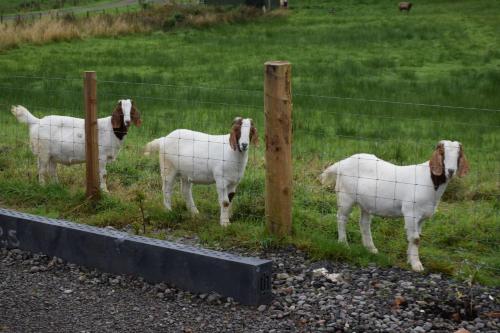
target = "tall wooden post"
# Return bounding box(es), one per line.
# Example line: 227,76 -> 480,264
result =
264,61 -> 292,236
84,71 -> 100,200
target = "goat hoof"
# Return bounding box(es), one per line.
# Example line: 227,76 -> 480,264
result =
191,209 -> 200,215
368,247 -> 379,254
411,262 -> 424,272
220,221 -> 230,227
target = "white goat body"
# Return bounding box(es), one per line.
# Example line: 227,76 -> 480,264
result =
321,153 -> 443,219
11,100 -> 140,191
145,118 -> 256,226
146,130 -> 248,184
320,141 -> 468,272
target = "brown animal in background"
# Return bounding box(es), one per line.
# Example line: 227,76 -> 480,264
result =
399,2 -> 412,13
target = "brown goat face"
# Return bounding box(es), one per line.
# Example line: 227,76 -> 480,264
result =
229,117 -> 255,152
429,140 -> 468,190
112,99 -> 141,129
111,99 -> 140,140
115,99 -> 141,128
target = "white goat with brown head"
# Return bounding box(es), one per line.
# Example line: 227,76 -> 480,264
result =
11,100 -> 141,192
144,117 -> 258,226
320,140 -> 469,271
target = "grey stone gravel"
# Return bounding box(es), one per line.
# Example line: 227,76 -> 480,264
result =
1,245 -> 499,333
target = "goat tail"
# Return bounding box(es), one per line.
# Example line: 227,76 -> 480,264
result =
143,138 -> 162,157
11,105 -> 39,126
319,162 -> 339,187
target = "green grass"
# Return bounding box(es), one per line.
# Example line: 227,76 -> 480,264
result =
0,0 -> 499,285
0,0 -> 109,14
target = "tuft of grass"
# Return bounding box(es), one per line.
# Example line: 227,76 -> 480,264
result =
0,3 -> 278,52
0,14 -> 146,51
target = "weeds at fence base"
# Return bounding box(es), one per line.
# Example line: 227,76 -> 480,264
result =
424,258 -> 456,276
0,176 -> 498,286
0,3 -> 287,52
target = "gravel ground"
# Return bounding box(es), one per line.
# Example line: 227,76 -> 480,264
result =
1,242 -> 499,333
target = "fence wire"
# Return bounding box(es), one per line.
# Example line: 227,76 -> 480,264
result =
0,74 -> 498,277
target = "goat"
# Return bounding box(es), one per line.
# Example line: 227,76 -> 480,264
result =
399,2 -> 412,13
144,117 -> 258,227
319,140 -> 469,272
11,100 -> 141,192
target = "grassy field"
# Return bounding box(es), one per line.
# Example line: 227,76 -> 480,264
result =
0,0 -> 499,285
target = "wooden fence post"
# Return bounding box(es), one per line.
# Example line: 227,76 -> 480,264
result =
264,61 -> 292,237
84,71 -> 100,200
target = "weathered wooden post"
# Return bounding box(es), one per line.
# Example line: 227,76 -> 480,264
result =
264,61 -> 292,236
84,71 -> 100,200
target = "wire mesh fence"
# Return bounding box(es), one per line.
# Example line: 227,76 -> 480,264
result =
0,73 -> 498,277
294,90 -> 499,278
0,73 -> 265,225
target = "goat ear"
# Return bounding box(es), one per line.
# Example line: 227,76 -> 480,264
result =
250,121 -> 258,146
457,145 -> 469,177
131,103 -> 142,127
429,143 -> 444,176
229,125 -> 239,151
111,102 -> 123,129
229,118 -> 242,151
229,128 -> 238,151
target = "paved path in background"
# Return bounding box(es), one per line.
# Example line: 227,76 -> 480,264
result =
1,0 -> 166,22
